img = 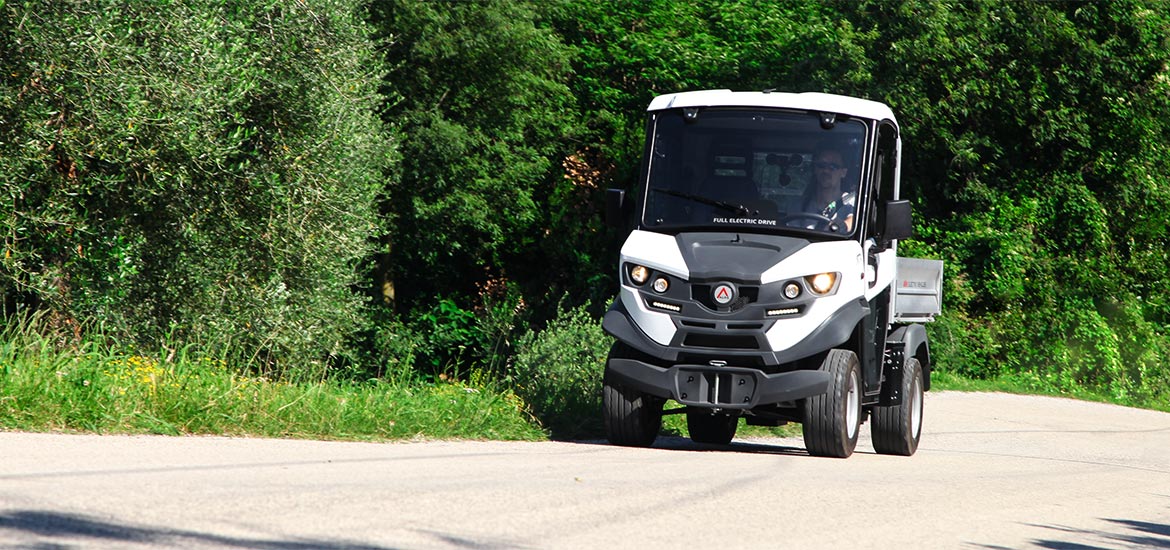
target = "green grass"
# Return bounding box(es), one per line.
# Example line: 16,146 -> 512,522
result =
4,312 -> 1167,444
929,369 -> 1170,413
0,321 -> 544,441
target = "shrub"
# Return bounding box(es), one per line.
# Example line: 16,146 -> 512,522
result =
510,302 -> 612,439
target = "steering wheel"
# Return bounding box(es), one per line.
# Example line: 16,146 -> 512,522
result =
781,212 -> 835,229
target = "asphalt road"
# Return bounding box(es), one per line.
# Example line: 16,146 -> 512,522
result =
2,391 -> 1169,550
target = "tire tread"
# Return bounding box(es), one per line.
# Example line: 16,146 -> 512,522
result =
801,350 -> 860,458
871,357 -> 923,456
603,371 -> 661,447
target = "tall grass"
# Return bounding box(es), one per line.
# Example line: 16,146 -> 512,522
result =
0,315 -> 544,441
6,309 -> 1164,444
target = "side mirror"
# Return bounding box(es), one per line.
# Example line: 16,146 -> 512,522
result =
882,200 -> 913,243
606,188 -> 626,228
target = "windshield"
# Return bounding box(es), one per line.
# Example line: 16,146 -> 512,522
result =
641,108 -> 867,236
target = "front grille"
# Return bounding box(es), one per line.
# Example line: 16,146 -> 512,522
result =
683,333 -> 760,349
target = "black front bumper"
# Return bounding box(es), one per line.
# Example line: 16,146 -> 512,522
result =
608,358 -> 830,409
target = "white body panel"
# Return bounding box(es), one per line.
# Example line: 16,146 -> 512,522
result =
619,233 -> 900,353
760,241 -> 868,352
647,90 -> 897,124
618,230 -> 689,346
620,230 -> 689,280
618,286 -> 677,346
864,243 -> 899,302
759,241 -> 863,284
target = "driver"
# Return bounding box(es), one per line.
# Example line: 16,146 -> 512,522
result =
802,145 -> 856,232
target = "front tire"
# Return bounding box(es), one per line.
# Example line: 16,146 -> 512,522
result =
801,350 -> 862,458
603,367 -> 662,447
687,411 -> 738,445
871,357 -> 924,456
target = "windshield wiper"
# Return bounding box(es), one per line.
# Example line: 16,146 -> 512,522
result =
651,188 -> 755,216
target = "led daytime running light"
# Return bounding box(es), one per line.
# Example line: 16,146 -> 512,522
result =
767,307 -> 800,316
650,301 -> 681,312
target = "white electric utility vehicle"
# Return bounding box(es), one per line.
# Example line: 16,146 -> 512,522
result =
603,90 -> 942,458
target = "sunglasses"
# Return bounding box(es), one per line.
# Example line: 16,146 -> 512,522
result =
814,161 -> 843,171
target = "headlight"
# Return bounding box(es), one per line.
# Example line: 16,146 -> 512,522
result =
806,272 -> 838,295
783,282 -> 801,299
652,277 -> 669,293
629,265 -> 649,285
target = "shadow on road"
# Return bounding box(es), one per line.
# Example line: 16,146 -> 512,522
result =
1021,518 -> 1170,550
1035,494 -> 1170,550
969,498 -> 1170,550
0,510 -> 396,550
570,435 -> 822,456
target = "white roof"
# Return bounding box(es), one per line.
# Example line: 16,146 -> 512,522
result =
647,90 -> 897,125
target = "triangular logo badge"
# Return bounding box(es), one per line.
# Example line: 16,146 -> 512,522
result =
713,284 -> 734,304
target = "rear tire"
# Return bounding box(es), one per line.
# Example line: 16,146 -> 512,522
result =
801,350 -> 861,458
686,411 -> 738,445
603,367 -> 662,447
871,357 -> 924,456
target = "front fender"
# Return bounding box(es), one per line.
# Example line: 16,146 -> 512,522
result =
887,323 -> 931,390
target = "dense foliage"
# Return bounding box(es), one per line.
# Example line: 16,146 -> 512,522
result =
2,0 -> 1169,435
370,0 -> 577,310
1,0 -> 390,375
847,1 -> 1170,400
533,0 -> 1170,405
